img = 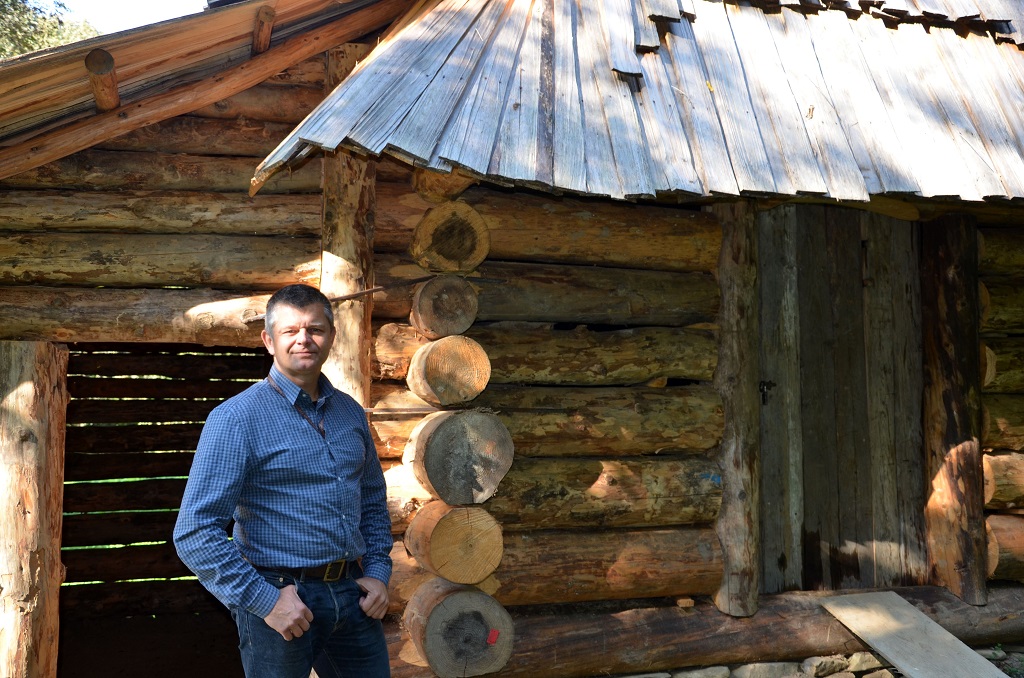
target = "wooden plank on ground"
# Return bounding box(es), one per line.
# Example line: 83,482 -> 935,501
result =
822,591 -> 1008,678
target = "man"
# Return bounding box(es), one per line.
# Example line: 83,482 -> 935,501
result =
174,284 -> 392,678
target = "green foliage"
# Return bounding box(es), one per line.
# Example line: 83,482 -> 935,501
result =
0,0 -> 98,60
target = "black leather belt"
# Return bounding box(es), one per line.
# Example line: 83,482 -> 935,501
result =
267,559 -> 351,582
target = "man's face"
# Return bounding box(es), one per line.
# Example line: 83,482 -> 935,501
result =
261,303 -> 336,383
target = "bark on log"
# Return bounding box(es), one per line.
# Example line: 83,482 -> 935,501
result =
375,185 -> 721,273
987,514 -> 1024,581
0,287 -> 268,345
0,189 -> 321,236
403,410 -> 514,505
0,341 -> 68,678
984,452 -> 1024,508
981,337 -> 1024,394
482,456 -> 722,530
981,279 -> 1024,333
96,117 -> 296,157
410,201 -> 490,273
0,149 -> 322,193
406,336 -> 491,406
0,232 -> 318,289
979,227 -> 1024,276
984,394 -> 1024,451
389,526 -> 723,611
483,587 -> 1024,678
374,322 -> 717,385
370,383 -> 723,457
403,578 -> 514,678
404,502 -> 503,585
409,276 -> 479,339
921,215 -> 987,604
373,254 -> 720,326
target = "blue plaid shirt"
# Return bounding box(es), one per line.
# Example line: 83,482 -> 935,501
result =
173,365 -> 392,618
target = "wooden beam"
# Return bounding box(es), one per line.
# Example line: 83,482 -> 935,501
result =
321,42 -> 377,405
707,202 -> 760,617
0,0 -> 411,182
84,48 -> 120,113
921,214 -> 987,604
251,6 -> 276,56
0,341 -> 68,678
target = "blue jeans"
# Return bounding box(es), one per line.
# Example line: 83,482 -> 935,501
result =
232,567 -> 390,678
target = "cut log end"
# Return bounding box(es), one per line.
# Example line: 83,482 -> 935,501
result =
404,410 -> 515,505
404,578 -> 514,678
407,335 -> 491,406
405,502 -> 503,584
410,275 -> 479,339
410,201 -> 490,273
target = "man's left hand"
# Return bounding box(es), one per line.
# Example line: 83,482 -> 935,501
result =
355,576 -> 389,619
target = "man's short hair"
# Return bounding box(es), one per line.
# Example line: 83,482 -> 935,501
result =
264,284 -> 334,334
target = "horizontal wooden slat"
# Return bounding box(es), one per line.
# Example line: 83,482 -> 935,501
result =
68,400 -> 220,425
68,377 -> 257,400
0,232 -> 319,289
63,541 -> 190,582
62,511 -> 179,547
65,451 -> 195,482
60,579 -> 222,617
69,352 -> 267,379
64,478 -> 186,513
66,424 -> 203,455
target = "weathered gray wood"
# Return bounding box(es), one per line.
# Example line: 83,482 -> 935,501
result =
96,116 -> 296,157
551,0 -> 587,194
822,592 -> 1007,678
632,0 -> 661,50
725,2 -> 827,197
757,205 -> 803,594
763,9 -> 867,201
0,341 -> 67,678
603,0 -> 643,75
921,215 -> 987,604
709,202 -> 760,616
186,83 -> 324,124
663,19 -> 739,195
0,189 -> 321,237
689,0 -> 775,194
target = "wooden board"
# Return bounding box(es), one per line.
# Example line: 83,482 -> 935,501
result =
821,591 -> 1008,678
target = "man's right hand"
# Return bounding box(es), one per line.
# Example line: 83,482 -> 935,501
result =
264,585 -> 314,641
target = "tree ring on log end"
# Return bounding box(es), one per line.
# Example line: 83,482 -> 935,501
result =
407,335 -> 491,406
410,201 -> 490,273
404,410 -> 514,505
405,502 -> 503,584
410,275 -> 479,339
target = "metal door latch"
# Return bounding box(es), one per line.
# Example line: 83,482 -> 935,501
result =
758,380 -> 776,405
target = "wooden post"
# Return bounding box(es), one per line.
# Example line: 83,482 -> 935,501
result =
707,202 -> 760,616
0,341 -> 69,678
921,214 -> 987,604
84,49 -> 120,113
321,43 -> 376,404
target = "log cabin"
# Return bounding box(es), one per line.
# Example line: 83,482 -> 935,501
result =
3,0 -> 1024,676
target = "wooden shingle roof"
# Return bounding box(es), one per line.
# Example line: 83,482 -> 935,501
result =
254,0 -> 1024,203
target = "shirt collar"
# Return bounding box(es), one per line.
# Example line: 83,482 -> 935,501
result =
267,365 -> 336,404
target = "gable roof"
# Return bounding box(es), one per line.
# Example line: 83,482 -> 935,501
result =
0,0 -> 412,180
253,0 -> 1024,204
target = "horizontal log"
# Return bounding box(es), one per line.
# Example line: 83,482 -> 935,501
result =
0,149 -> 322,193
374,254 -> 720,326
374,322 -> 718,385
187,84 -> 323,123
0,232 -> 318,289
0,189 -> 321,236
65,451 -> 195,482
0,287 -> 268,345
59,579 -> 222,617
69,352 -> 267,380
68,376 -> 258,399
375,180 -> 434,253
482,456 -> 722,530
62,511 -> 178,547
371,383 -> 723,457
486,587 -> 1024,677
979,228 -> 1024,277
63,541 -> 190,583
95,117 -> 298,157
64,478 -> 186,514
374,186 -> 722,273
68,400 -> 217,424
988,514 -> 1024,582
66,423 -> 203,455
984,394 -> 1024,451
981,279 -> 1024,333
261,55 -> 326,88
982,337 -> 1024,394
985,452 -> 1024,509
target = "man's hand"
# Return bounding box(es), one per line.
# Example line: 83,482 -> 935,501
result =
355,576 -> 389,619
264,585 -> 314,641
